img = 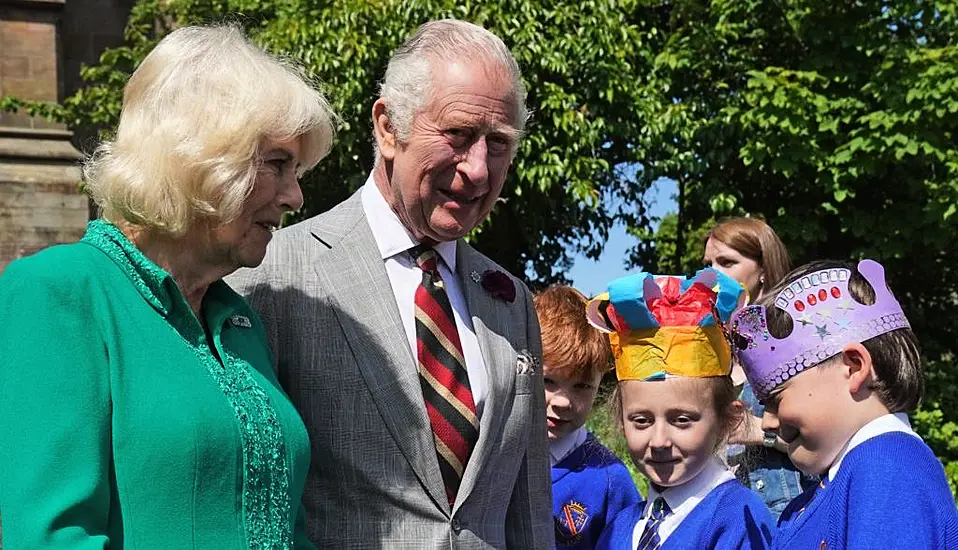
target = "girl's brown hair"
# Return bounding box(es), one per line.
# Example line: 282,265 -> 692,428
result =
707,217 -> 791,291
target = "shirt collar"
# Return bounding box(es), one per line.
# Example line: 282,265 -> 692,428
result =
361,173 -> 457,270
827,412 -> 919,481
550,427 -> 588,466
643,456 -> 735,519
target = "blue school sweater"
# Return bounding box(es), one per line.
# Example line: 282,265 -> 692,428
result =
773,432 -> 958,549
552,433 -> 641,549
596,479 -> 775,550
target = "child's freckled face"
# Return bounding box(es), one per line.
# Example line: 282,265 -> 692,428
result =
761,361 -> 856,476
620,378 -> 722,488
543,368 -> 602,441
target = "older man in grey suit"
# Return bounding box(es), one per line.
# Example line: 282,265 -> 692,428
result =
228,19 -> 553,549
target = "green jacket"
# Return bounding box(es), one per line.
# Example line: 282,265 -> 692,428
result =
0,221 -> 314,549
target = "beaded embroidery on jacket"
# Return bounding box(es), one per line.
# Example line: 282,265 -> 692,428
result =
83,220 -> 293,549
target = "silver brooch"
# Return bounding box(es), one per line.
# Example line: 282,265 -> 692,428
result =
230,315 -> 252,328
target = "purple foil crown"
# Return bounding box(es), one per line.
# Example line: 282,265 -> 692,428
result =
729,259 -> 910,401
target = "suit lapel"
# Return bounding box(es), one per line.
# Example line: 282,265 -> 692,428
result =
310,194 -> 449,511
454,244 -> 519,509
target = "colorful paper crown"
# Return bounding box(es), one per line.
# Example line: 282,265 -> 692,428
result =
727,259 -> 910,401
585,268 -> 745,381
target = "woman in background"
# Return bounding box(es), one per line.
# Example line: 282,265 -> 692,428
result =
703,217 -> 815,519
0,24 -> 335,548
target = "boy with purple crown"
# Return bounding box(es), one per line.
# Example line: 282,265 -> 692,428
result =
729,259 -> 958,549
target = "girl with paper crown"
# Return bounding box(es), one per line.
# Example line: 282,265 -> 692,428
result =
728,259 -> 958,549
591,268 -> 775,550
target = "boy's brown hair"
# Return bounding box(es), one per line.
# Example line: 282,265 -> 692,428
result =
534,285 -> 612,380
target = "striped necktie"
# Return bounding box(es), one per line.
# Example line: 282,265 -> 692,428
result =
636,497 -> 671,550
411,245 -> 479,505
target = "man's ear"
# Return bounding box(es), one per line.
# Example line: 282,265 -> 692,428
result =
372,98 -> 397,161
841,342 -> 874,395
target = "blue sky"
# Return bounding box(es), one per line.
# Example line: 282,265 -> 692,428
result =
567,178 -> 678,296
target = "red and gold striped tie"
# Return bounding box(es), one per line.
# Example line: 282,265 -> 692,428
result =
411,245 -> 479,505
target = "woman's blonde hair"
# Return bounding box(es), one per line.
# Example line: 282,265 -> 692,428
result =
706,217 -> 791,289
84,24 -> 337,236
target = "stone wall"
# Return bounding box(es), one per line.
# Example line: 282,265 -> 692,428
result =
0,0 -> 131,274
0,128 -> 85,273
0,0 -> 83,273
0,0 -> 62,129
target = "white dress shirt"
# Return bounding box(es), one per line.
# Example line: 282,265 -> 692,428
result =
360,176 -> 488,415
550,426 -> 588,467
827,412 -> 920,482
631,457 -> 736,548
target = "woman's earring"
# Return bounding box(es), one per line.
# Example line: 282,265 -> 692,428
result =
759,275 -> 766,285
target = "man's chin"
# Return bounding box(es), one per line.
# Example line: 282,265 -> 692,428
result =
418,219 -> 468,243
426,209 -> 488,241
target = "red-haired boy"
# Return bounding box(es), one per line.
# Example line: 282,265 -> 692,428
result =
535,285 -> 640,549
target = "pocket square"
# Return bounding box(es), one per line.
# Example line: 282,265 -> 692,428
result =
516,350 -> 540,375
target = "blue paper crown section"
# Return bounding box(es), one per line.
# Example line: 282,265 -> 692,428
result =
606,268 -> 744,330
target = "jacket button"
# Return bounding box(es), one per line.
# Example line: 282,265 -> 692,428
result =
451,518 -> 462,533
755,479 -> 765,491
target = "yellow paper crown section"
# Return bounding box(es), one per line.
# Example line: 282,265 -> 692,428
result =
610,326 -> 731,381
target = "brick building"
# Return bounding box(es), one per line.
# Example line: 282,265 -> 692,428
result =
0,0 -> 132,273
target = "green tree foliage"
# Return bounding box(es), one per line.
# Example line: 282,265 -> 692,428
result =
2,0 -> 666,283
5,0 -> 956,494
634,0 -> 958,493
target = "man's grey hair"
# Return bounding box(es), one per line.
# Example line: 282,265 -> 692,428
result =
379,19 -> 529,142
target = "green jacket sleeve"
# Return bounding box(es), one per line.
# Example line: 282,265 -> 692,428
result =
0,258 -> 113,549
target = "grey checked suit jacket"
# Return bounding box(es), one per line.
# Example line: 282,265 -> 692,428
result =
227,192 -> 554,549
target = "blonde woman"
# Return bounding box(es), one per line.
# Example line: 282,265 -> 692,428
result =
0,25 -> 334,548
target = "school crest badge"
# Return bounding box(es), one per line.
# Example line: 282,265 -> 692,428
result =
554,500 -> 590,546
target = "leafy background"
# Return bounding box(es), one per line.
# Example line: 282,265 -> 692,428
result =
6,0 -> 956,495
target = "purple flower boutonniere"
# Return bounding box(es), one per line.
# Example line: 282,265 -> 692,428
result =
477,269 -> 516,303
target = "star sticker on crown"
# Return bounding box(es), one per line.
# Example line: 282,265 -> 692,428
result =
796,312 -> 814,327
816,306 -> 834,321
836,297 -> 856,313
815,324 -> 831,341
833,317 -> 852,332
